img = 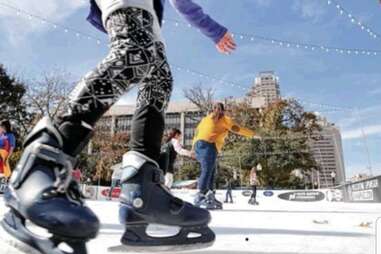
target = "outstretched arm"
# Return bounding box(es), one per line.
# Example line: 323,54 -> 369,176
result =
169,0 -> 236,54
172,139 -> 192,157
225,117 -> 255,138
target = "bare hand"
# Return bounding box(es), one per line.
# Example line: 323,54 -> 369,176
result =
216,32 -> 236,55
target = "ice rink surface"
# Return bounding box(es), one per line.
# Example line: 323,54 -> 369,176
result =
0,191 -> 380,254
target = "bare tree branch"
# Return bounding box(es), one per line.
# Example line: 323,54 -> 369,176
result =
183,84 -> 215,113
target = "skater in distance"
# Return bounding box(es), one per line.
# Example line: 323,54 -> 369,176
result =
0,120 -> 15,179
159,128 -> 194,189
0,0 -> 236,254
193,102 -> 259,210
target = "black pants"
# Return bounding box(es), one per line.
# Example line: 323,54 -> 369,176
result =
250,185 -> 257,199
56,8 -> 172,162
225,188 -> 233,203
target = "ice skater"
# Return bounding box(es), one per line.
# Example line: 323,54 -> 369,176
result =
1,0 -> 236,253
159,128 -> 193,189
224,178 -> 234,203
107,164 -> 122,200
193,102 -> 257,210
248,166 -> 259,205
0,120 -> 15,179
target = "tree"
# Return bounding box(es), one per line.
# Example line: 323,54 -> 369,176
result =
0,64 -> 31,136
86,130 -> 130,184
222,99 -> 321,189
183,85 -> 215,113
25,69 -> 74,123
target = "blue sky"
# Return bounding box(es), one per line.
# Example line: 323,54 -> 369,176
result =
0,0 -> 380,179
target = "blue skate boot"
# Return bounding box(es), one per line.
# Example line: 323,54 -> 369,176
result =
0,118 -> 100,254
111,151 -> 215,252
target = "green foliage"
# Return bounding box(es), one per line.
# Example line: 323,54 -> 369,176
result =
91,131 -> 130,182
175,158 -> 200,181
0,64 -> 32,136
222,98 -> 321,189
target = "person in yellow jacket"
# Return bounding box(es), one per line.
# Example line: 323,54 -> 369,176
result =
192,102 -> 257,209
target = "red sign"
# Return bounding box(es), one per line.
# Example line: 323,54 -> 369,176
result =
101,187 -> 121,198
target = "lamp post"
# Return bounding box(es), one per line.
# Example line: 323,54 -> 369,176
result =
331,171 -> 336,187
256,163 -> 262,171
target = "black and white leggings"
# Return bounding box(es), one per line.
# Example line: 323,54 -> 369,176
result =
59,8 -> 172,161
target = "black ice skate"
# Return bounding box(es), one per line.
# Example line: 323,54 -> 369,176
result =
109,151 -> 215,252
0,118 -> 99,254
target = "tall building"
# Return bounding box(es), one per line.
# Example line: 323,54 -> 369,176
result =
250,71 -> 281,106
309,117 -> 346,188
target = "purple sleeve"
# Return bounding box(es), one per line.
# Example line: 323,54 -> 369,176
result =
169,0 -> 228,43
87,0 -> 107,34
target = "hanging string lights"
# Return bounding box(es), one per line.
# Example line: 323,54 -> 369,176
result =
0,2 -> 380,57
327,0 -> 380,40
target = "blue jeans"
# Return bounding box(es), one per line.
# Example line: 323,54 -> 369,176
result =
195,140 -> 217,193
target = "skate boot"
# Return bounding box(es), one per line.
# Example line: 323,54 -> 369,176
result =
111,151 -> 215,252
205,190 -> 223,210
194,192 -> 207,208
248,197 -> 258,205
0,118 -> 100,254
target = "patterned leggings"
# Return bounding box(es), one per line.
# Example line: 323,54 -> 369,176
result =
58,8 -> 172,161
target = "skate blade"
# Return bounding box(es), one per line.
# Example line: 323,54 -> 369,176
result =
108,241 -> 214,253
0,224 -> 41,254
145,224 -> 181,238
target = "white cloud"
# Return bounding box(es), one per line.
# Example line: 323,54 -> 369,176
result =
0,1 -> 86,46
335,104 -> 381,129
292,0 -> 327,22
370,87 -> 381,95
342,124 -> 381,140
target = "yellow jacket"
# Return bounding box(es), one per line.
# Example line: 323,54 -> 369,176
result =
193,114 -> 255,152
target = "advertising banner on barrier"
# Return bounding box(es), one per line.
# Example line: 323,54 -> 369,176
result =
278,191 -> 325,202
343,176 -> 381,203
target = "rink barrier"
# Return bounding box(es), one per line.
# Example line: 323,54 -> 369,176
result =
339,175 -> 381,203
80,185 -> 349,204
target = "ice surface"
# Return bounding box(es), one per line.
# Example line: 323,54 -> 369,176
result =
0,190 -> 379,254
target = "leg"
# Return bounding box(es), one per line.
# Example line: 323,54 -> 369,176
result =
228,189 -> 233,203
1,8 -> 160,254
108,179 -> 117,200
165,172 -> 174,189
195,141 -> 216,195
117,8 -> 214,251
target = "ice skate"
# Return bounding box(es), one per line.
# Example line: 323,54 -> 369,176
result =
108,151 -> 215,252
194,191 -> 222,210
205,190 -> 223,210
0,118 -> 99,254
248,197 -> 259,206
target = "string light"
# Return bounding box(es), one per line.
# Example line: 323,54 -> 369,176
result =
1,2 -> 380,57
292,98 -> 354,112
0,1 -> 104,46
164,18 -> 380,57
327,0 -> 379,40
0,2 -> 364,113
170,64 -> 246,91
